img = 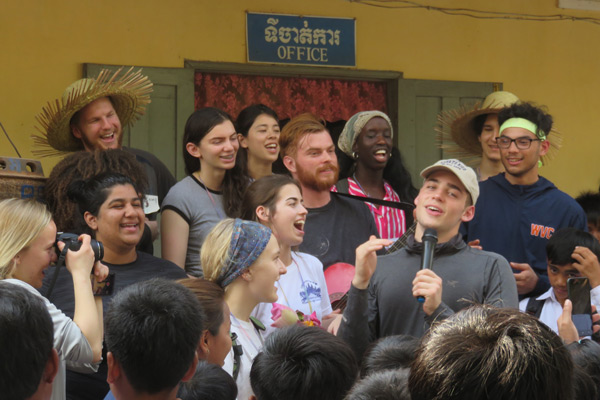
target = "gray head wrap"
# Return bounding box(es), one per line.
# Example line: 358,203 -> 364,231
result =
217,219 -> 273,288
338,111 -> 393,157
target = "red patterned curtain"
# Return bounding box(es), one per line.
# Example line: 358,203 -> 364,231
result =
194,72 -> 388,121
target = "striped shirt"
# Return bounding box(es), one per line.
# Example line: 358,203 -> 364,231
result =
346,178 -> 407,241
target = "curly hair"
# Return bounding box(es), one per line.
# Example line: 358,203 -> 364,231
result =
498,102 -> 553,136
43,149 -> 148,234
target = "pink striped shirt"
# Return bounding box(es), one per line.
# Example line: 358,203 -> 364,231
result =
346,178 -> 407,240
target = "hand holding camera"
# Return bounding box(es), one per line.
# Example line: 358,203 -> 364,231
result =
55,233 -> 110,293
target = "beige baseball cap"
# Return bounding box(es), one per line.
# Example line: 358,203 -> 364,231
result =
420,159 -> 479,205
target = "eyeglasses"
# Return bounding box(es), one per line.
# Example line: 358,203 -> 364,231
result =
495,136 -> 541,150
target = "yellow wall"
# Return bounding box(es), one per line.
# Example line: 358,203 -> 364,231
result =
1,0 -> 599,196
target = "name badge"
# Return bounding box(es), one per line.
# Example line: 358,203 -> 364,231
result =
143,195 -> 160,214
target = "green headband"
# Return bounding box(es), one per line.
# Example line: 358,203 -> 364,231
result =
499,117 -> 546,141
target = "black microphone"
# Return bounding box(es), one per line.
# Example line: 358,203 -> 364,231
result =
417,228 -> 438,303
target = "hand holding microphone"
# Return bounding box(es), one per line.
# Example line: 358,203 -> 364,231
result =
417,228 -> 438,303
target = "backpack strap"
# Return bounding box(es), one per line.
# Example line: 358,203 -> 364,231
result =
230,332 -> 243,381
525,297 -> 545,318
231,317 -> 265,381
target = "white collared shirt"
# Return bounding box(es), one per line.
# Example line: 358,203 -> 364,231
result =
519,286 -> 600,334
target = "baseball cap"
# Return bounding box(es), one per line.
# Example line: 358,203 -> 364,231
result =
420,159 -> 479,205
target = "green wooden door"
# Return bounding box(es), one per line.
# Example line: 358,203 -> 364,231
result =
84,64 -> 194,180
396,79 -> 499,184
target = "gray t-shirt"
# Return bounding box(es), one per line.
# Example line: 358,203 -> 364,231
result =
161,175 -> 225,277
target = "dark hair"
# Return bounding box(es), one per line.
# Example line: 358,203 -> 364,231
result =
44,149 -> 148,234
183,107 -> 246,217
250,325 -> 358,400
345,368 -> 412,400
473,113 -> 490,137
567,339 -> 600,398
67,172 -> 139,217
236,104 -> 279,138
546,227 -> 600,265
0,282 -> 54,400
576,191 -> 600,227
338,146 -> 417,203
177,361 -> 238,400
409,305 -> 574,400
240,174 -> 301,221
571,365 -> 598,400
361,335 -> 419,378
235,104 -> 280,180
177,278 -> 225,336
105,279 -> 205,394
497,102 -> 553,136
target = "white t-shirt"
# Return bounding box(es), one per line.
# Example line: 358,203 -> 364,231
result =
252,252 -> 333,338
519,285 -> 600,334
223,316 -> 264,400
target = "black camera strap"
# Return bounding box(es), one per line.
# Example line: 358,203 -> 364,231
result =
44,245 -> 69,299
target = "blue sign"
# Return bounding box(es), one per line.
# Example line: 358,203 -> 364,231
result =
246,12 -> 356,67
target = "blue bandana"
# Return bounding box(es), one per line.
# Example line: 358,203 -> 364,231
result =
218,219 -> 272,288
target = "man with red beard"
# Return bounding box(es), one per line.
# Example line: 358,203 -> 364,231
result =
280,113 -> 378,269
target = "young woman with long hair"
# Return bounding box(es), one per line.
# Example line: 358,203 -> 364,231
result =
162,107 -> 246,276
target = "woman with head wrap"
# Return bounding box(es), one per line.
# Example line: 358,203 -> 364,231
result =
337,111 -> 417,241
201,218 -> 286,400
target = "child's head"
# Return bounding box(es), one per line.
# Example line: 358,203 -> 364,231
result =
576,191 -> 600,242
546,228 -> 600,305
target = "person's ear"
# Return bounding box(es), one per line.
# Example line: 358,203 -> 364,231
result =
256,206 -> 269,223
43,349 -> 59,384
84,211 -> 98,231
241,269 -> 252,282
71,124 -> 82,139
181,352 -> 199,383
238,134 -> 249,149
283,155 -> 296,174
186,142 -> 201,159
539,139 -> 550,156
106,352 -> 121,384
197,330 -> 210,360
461,205 -> 475,222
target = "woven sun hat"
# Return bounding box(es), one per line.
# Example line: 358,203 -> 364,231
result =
33,67 -> 153,157
435,91 -> 520,166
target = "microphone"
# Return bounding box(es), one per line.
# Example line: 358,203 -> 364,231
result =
417,228 -> 438,303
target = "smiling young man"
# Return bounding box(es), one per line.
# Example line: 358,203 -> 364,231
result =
463,102 -> 587,298
36,68 -> 176,254
520,228 -> 600,334
338,159 -> 518,360
279,113 -> 378,269
436,91 -> 520,181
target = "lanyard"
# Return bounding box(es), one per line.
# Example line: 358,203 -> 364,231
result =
194,172 -> 224,219
230,313 -> 262,354
277,255 -> 313,314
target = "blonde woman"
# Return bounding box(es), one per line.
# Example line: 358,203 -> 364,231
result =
0,198 -> 107,400
202,218 -> 286,400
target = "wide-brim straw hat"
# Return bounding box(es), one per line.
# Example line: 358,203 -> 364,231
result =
33,67 -> 153,157
435,91 -> 562,166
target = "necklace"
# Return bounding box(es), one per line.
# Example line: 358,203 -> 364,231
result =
194,171 -> 224,219
276,255 -> 313,314
352,174 -> 371,197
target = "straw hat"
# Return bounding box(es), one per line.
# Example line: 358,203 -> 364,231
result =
435,91 -> 520,166
33,67 -> 153,157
